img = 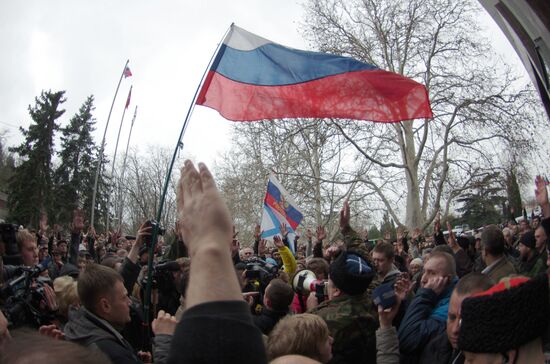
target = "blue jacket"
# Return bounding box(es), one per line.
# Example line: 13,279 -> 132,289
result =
397,280 -> 457,364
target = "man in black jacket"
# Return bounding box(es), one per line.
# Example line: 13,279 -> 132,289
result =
64,264 -> 145,363
253,278 -> 294,335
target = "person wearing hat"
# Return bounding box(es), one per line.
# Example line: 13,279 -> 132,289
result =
307,249 -> 377,364
517,230 -> 546,278
307,201 -> 377,364
458,274 -> 549,363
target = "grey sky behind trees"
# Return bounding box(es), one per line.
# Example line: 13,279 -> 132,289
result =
0,0 -> 544,198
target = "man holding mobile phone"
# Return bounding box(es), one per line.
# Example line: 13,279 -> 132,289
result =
397,251 -> 458,364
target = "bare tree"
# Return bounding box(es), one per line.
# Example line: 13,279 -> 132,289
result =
301,0 -> 545,229
216,118 -> 378,244
112,146 -> 182,234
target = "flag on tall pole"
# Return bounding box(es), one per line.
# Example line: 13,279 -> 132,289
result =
105,85 -> 133,234
197,24 -> 433,123
260,174 -> 304,253
123,65 -> 133,78
90,60 -> 132,228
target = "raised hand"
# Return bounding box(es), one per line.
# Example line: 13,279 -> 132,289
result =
254,224 -> 262,240
258,239 -> 268,256
176,160 -> 233,254
135,221 -> 152,249
152,310 -> 177,336
339,201 -> 351,231
535,175 -> 550,217
280,224 -> 289,238
446,221 -> 456,247
316,225 -> 327,241
71,209 -> 85,234
394,275 -> 415,302
39,213 -> 49,235
230,238 -> 240,257
273,235 -> 284,249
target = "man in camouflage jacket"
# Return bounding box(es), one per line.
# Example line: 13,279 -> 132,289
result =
308,202 -> 378,363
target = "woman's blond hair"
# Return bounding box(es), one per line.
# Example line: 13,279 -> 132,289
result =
267,313 -> 330,362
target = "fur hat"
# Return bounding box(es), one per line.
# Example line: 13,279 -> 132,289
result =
329,250 -> 373,296
458,274 -> 549,353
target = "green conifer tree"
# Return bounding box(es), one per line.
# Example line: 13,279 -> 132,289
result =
52,95 -> 100,225
8,90 -> 65,226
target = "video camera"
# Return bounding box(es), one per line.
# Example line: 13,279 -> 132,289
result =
140,260 -> 179,293
245,257 -> 279,287
139,260 -> 182,315
1,257 -> 54,328
292,270 -> 328,303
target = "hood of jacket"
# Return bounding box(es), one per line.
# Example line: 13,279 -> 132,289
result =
64,307 -> 130,349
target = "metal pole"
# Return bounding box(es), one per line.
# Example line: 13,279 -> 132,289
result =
105,85 -> 132,233
117,105 -> 138,232
143,24 -> 233,327
90,60 -> 130,229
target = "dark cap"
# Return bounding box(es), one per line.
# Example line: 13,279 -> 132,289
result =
329,251 -> 373,296
519,231 -> 536,249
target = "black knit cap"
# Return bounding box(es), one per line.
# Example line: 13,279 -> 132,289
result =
458,274 -> 549,353
329,250 -> 374,296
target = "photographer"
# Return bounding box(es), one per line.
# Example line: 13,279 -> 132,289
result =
1,226 -> 59,329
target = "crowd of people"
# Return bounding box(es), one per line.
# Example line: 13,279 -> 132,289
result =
1,161 -> 550,364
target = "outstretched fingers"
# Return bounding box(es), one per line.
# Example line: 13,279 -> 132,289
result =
182,160 -> 203,197
198,162 -> 216,192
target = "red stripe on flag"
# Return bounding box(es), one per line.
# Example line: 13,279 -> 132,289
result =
264,194 -> 300,230
197,70 -> 433,122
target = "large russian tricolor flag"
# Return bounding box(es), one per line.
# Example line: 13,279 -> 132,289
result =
197,24 -> 433,122
260,174 -> 303,253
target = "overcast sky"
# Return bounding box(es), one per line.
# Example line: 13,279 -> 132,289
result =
0,0 -> 309,168
0,0 -> 535,172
